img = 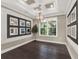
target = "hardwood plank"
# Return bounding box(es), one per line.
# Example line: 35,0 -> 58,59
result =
1,41 -> 71,59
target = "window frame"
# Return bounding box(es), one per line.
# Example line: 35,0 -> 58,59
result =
39,17 -> 58,37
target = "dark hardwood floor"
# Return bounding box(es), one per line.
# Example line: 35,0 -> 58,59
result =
1,41 -> 71,59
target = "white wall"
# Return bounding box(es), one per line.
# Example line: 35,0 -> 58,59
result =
1,0 -> 35,18
65,0 -> 78,59
33,15 -> 66,44
1,3 -> 34,53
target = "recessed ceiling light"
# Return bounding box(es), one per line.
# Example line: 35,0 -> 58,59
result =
45,3 -> 54,9
50,4 -> 53,8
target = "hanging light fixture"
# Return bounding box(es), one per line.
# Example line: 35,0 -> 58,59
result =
39,12 -> 44,21
35,4 -> 45,22
36,11 -> 44,22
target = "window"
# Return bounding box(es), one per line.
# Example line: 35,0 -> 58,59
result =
40,22 -> 47,36
48,21 -> 56,36
39,17 -> 57,37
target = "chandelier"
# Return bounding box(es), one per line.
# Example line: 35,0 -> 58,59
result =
35,5 -> 44,22
36,12 -> 44,22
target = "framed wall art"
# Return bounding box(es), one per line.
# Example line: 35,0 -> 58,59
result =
26,28 -> 31,34
19,28 -> 25,35
7,14 -> 31,38
26,21 -> 31,27
9,17 -> 18,26
71,6 -> 77,23
20,19 -> 25,26
67,1 -> 78,44
10,27 -> 18,36
71,25 -> 77,39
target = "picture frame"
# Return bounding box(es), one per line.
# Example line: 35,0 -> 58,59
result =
71,7 -> 77,23
10,27 -> 18,36
20,28 -> 25,35
67,1 -> 78,44
9,17 -> 18,26
26,21 -> 31,27
20,19 -> 25,26
71,25 -> 77,39
7,14 -> 31,38
26,28 -> 31,34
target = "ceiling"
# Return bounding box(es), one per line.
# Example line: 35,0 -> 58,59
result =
18,0 -> 69,16
2,0 -> 70,18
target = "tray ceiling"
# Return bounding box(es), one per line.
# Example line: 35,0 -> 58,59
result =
2,0 -> 69,17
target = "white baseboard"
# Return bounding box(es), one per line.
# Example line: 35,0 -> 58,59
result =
65,43 -> 73,59
1,39 -> 34,54
2,38 -> 76,59
65,43 -> 78,59
1,39 -> 66,54
36,39 -> 75,59
36,39 -> 66,45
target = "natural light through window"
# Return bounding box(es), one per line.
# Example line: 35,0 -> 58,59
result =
39,17 -> 57,37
